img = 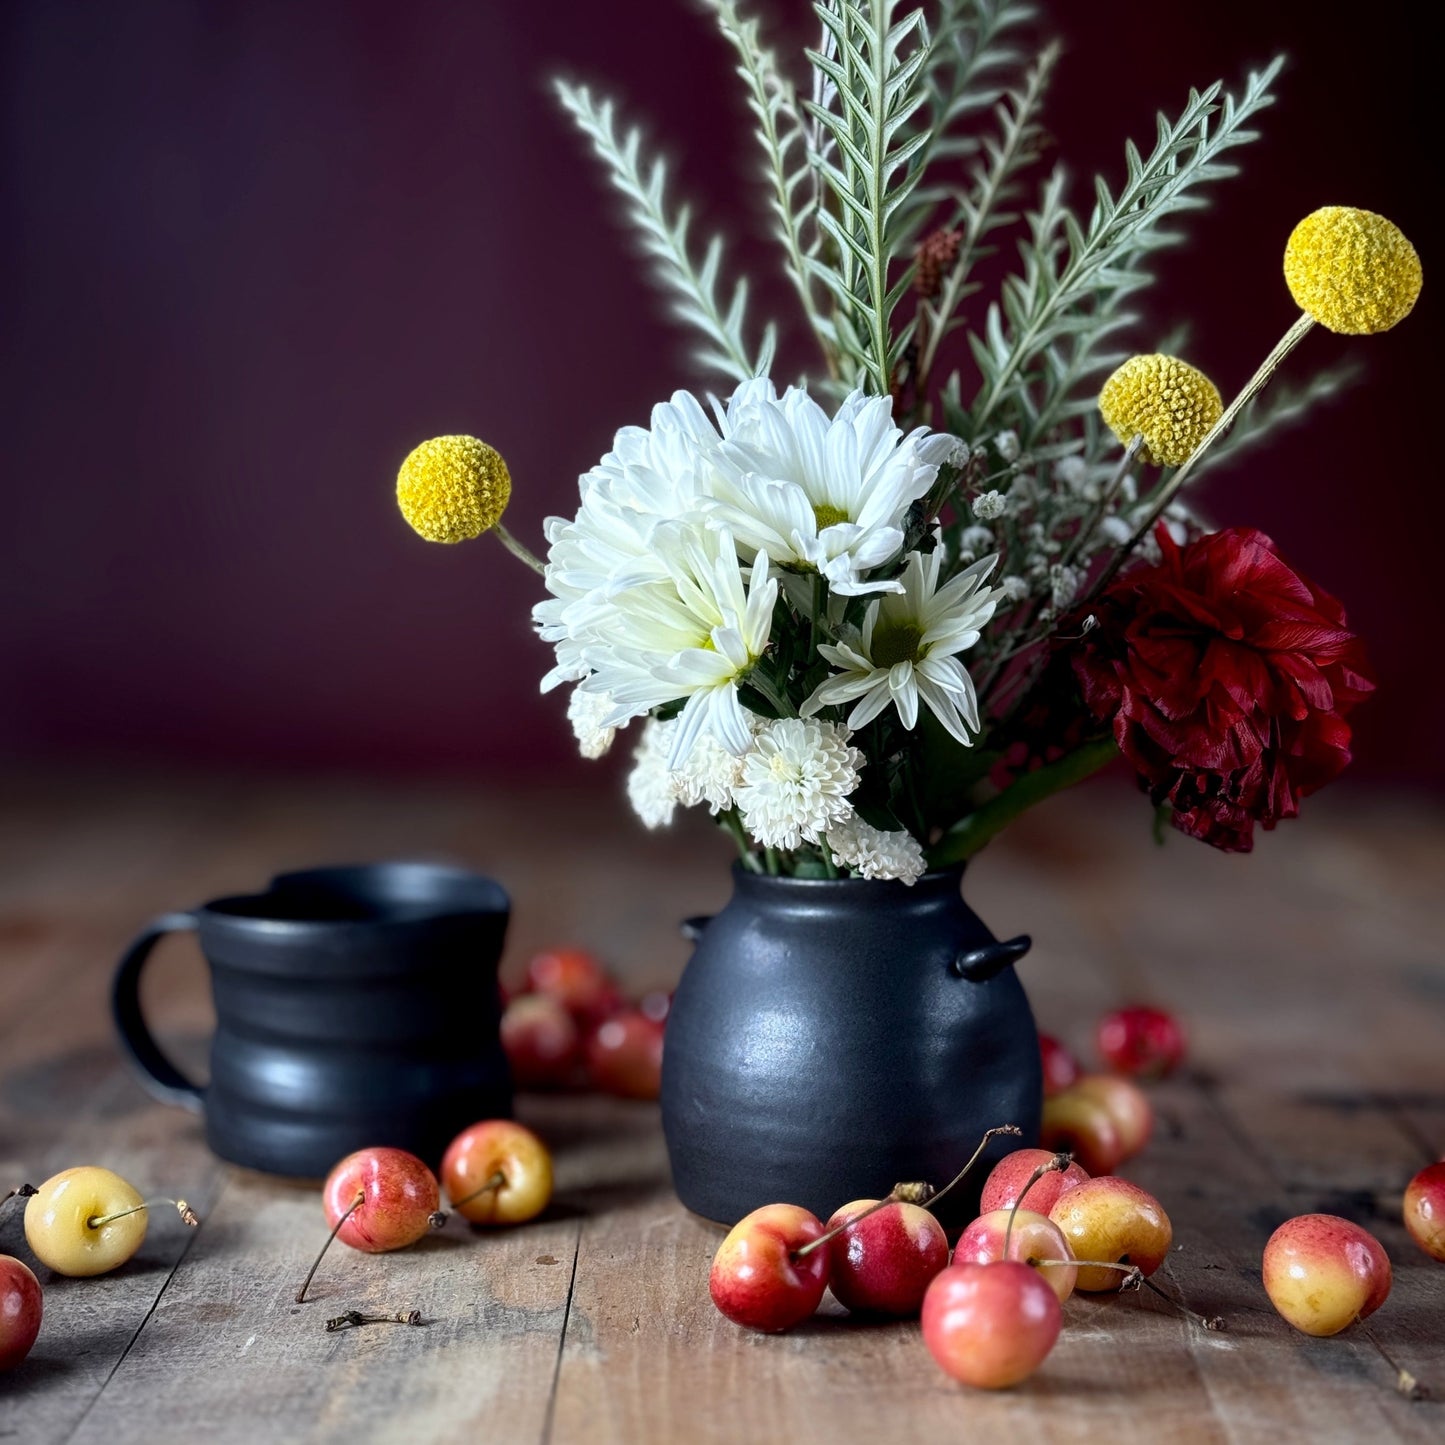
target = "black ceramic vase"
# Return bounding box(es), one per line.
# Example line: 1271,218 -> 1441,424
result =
660,865 -> 1041,1226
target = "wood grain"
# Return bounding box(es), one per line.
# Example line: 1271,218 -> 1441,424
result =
1,772 -> 1442,1444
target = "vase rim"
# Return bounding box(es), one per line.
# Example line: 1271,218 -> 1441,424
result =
728,860 -> 965,889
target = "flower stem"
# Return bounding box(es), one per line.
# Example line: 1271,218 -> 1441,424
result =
491,522 -> 546,575
928,738 -> 1119,867
717,810 -> 762,872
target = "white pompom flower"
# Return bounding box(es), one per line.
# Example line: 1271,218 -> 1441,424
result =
825,815 -> 927,885
673,727 -> 753,814
734,718 -> 863,851
626,719 -> 678,830
567,686 -> 617,760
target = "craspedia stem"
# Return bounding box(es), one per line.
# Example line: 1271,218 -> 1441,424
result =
492,523 -> 545,575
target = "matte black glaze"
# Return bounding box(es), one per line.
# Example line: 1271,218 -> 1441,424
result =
660,865 -> 1041,1227
112,863 -> 512,1178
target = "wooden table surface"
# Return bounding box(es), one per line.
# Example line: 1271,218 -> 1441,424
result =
0,769 -> 1441,1444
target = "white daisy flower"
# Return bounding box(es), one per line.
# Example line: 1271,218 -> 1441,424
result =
567,685 -> 617,760
734,718 -> 863,850
802,550 -> 1002,747
626,719 -> 678,830
702,381 -> 953,596
825,815 -> 927,885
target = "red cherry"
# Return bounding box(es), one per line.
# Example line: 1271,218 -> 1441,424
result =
1039,1033 -> 1080,1096
1040,1088 -> 1124,1176
979,1148 -> 1090,1218
709,1204 -> 830,1333
442,1119 -> 553,1225
322,1147 -> 440,1253
1404,1162 -> 1445,1262
501,993 -> 582,1089
525,947 -> 622,1025
1072,1074 -> 1153,1162
0,1255 -> 43,1372
921,1261 -> 1062,1388
1096,1005 -> 1186,1079
584,1009 -> 665,1100
1263,1214 -> 1392,1335
824,1198 -> 949,1317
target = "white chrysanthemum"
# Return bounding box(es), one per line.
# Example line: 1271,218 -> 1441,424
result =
673,729 -> 750,814
535,390 -> 723,692
587,522 -> 777,768
701,379 -> 953,596
802,550 -> 1003,747
567,685 -> 617,760
734,718 -> 863,850
626,719 -> 677,830
826,815 -> 926,885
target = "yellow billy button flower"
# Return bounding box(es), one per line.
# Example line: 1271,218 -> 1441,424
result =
397,435 -> 511,543
1098,354 -> 1223,467
1284,206 -> 1422,335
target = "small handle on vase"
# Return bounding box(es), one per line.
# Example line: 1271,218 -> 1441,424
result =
111,912 -> 207,1113
951,934 -> 1031,983
680,916 -> 713,945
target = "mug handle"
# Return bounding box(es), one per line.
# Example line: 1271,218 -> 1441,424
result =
111,912 -> 206,1113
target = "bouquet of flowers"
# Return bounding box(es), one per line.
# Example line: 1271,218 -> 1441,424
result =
394,0 -> 1419,880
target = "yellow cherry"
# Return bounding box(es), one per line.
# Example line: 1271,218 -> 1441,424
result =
24,1167 -> 149,1277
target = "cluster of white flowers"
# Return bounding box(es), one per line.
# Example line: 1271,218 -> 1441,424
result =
824,815 -> 927,885
541,378 -> 1013,883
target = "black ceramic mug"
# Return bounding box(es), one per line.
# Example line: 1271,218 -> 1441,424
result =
111,862 -> 513,1178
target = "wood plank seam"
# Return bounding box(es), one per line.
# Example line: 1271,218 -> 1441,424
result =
56,1177 -> 226,1445
540,1220 -> 584,1445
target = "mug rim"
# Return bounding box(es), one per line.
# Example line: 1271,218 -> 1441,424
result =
198,861 -> 509,934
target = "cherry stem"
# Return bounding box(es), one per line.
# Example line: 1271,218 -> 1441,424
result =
792,1124 -> 1023,1263
295,1191 -> 364,1304
1028,1257 -> 1225,1330
88,1198 -> 199,1230
1356,1317 -> 1428,1401
2,1184 -> 38,1208
923,1124 -> 1023,1216
325,1309 -> 425,1332
792,1195 -> 897,1261
1003,1152 -> 1070,1258
449,1171 -> 507,1210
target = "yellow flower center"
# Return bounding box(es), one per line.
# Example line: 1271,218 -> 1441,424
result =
871,619 -> 925,669
812,503 -> 850,530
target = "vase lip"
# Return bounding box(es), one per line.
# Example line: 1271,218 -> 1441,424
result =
729,860 -> 966,891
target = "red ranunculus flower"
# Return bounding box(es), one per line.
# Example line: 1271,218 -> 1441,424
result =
1071,526 -> 1375,852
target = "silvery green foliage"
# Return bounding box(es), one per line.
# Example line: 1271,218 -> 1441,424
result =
553,5 -> 1296,457
552,80 -> 775,384
702,0 -> 834,357
958,57 -> 1286,444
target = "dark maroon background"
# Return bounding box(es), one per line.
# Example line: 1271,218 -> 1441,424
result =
2,1 -> 1437,786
